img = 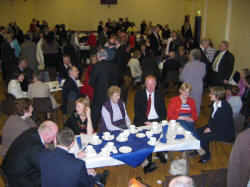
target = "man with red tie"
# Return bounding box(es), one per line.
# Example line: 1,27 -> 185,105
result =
133,75 -> 167,173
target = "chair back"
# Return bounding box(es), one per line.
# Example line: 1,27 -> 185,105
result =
0,168 -> 9,187
5,92 -> 16,100
233,113 -> 245,136
125,66 -> 132,78
33,97 -> 53,113
67,100 -> 76,115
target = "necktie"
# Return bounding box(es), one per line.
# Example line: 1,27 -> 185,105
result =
146,94 -> 151,116
212,52 -> 223,71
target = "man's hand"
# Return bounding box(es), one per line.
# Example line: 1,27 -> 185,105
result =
87,169 -> 96,176
77,151 -> 87,159
203,128 -> 211,133
144,121 -> 152,126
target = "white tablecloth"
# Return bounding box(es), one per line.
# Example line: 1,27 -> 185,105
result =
45,80 -> 83,92
70,123 -> 200,169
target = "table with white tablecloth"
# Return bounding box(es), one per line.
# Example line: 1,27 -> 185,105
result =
45,80 -> 83,92
70,121 -> 200,174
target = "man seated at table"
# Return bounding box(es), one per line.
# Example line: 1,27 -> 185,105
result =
27,73 -> 59,119
59,54 -> 72,79
40,127 -> 109,187
62,65 -> 83,115
100,86 -> 131,132
133,75 -> 167,173
1,121 -> 58,187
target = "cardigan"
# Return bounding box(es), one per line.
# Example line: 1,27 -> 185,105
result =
167,95 -> 197,121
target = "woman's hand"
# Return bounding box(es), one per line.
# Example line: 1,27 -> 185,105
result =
203,128 -> 211,133
85,107 -> 91,117
185,117 -> 194,123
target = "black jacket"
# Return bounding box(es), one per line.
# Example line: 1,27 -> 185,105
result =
133,90 -> 167,126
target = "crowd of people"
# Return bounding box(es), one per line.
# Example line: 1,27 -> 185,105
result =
0,17 -> 250,187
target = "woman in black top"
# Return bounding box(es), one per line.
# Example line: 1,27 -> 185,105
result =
64,98 -> 93,135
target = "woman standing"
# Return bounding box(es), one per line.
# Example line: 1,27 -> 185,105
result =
180,49 -> 206,117
64,98 -> 93,135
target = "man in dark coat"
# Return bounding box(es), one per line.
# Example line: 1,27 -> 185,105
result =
148,25 -> 161,56
89,49 -> 119,130
1,121 -> 58,187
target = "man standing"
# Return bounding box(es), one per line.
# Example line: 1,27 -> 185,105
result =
59,54 -> 72,79
1,121 -> 58,187
40,128 -> 109,187
134,75 -> 167,172
212,41 -> 234,86
148,25 -> 161,56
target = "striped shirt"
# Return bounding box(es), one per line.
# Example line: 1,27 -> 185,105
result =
179,103 -> 191,117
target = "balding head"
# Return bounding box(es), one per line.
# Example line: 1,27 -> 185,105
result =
38,121 -> 58,144
169,176 -> 195,187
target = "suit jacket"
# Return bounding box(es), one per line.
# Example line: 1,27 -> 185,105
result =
148,32 -> 161,56
212,50 -> 234,82
141,56 -> 160,80
63,44 -> 80,66
59,63 -> 70,79
89,61 -> 119,104
198,46 -> 210,69
62,77 -> 81,114
133,90 -> 167,126
21,40 -> 38,71
0,115 -> 36,157
27,81 -> 58,109
207,100 -> 235,140
40,147 -> 95,187
97,31 -> 108,47
1,127 -> 45,187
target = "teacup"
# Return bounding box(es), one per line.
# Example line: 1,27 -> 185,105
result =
152,123 -> 158,130
107,142 -> 114,149
129,125 -> 136,130
149,137 -> 156,143
161,120 -> 168,126
86,145 -> 94,151
170,120 -> 176,125
123,129 -> 130,136
104,132 -> 110,138
101,147 -> 109,153
146,131 -> 153,138
119,132 -> 126,139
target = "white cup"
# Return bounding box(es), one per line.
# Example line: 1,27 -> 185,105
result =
104,132 -> 110,138
146,131 -> 153,138
123,129 -> 130,136
161,120 -> 168,126
119,132 -> 126,139
86,145 -> 93,151
107,142 -> 114,148
150,137 -> 156,143
130,125 -> 135,130
101,147 -> 109,153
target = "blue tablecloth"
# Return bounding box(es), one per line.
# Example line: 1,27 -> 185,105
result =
176,120 -> 199,139
90,130 -> 161,167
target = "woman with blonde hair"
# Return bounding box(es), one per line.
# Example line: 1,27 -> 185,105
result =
167,83 -> 197,123
64,97 -> 93,135
100,86 -> 131,132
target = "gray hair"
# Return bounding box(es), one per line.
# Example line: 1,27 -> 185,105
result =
221,40 -> 229,48
190,49 -> 201,61
68,65 -> 78,75
97,49 -> 108,60
56,128 -> 75,147
200,38 -> 209,45
169,176 -> 195,187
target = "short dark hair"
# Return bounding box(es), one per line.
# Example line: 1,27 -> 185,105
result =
56,128 -> 75,147
15,98 -> 33,116
228,85 -> 240,95
210,86 -> 226,100
25,34 -> 31,40
12,70 -> 24,80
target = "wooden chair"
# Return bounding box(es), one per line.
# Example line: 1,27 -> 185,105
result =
33,97 -> 58,122
0,168 -> 9,187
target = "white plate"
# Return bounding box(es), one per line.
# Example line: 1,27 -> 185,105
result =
130,129 -> 139,134
102,135 -> 114,141
90,139 -> 102,145
147,140 -> 157,146
119,146 -> 132,153
116,136 -> 128,142
136,133 -> 146,138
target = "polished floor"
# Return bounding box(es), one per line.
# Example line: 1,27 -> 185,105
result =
0,72 -> 233,187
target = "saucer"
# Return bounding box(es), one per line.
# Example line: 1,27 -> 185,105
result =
147,140 -> 157,146
119,146 -> 132,153
136,133 -> 146,138
129,129 -> 139,134
102,135 -> 114,141
116,136 -> 128,142
90,139 -> 102,145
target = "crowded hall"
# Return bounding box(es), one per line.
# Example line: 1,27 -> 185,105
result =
0,0 -> 250,186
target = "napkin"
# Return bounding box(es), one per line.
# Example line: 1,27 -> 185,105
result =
159,125 -> 168,143
175,134 -> 185,140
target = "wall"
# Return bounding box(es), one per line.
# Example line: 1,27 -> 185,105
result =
0,0 -> 186,31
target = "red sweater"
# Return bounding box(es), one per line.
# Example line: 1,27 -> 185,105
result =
167,96 -> 197,121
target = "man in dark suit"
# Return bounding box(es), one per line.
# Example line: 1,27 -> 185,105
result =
40,127 -> 109,187
198,39 -> 210,86
148,25 -> 162,56
140,20 -> 147,35
59,54 -> 72,79
89,49 -> 119,130
97,26 -> 108,47
211,41 -> 234,86
133,75 -> 167,173
1,121 -> 58,187
62,66 -> 82,114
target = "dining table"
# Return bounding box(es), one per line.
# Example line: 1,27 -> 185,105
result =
70,120 -> 200,175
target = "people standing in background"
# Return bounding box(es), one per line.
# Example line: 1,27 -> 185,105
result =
10,32 -> 21,58
226,85 -> 243,116
127,50 -> 142,83
36,31 -> 45,70
238,68 -> 250,97
180,49 -> 206,116
206,39 -> 216,63
211,41 -> 234,86
140,20 -> 147,35
29,18 -> 36,34
161,24 -> 170,40
148,25 -> 161,56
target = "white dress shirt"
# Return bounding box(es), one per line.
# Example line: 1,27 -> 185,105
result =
146,90 -> 159,120
8,79 -> 27,99
214,51 -> 227,72
212,101 -> 222,118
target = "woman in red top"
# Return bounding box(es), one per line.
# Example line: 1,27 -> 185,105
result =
129,32 -> 136,50
80,54 -> 97,101
167,83 -> 197,122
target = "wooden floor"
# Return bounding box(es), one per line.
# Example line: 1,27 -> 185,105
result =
0,71 -> 233,187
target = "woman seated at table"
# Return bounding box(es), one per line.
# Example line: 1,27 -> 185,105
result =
192,86 -> 235,163
167,83 -> 197,123
8,70 -> 27,99
100,86 -> 131,132
64,98 -> 93,135
0,98 -> 36,157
